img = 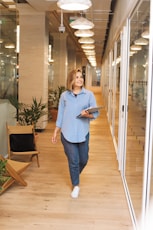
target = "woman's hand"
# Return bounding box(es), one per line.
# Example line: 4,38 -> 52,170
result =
51,127 -> 60,143
52,132 -> 57,143
81,110 -> 94,118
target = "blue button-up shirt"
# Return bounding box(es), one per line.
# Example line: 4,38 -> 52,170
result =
56,88 -> 99,143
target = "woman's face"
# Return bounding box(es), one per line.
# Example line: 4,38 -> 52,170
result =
73,71 -> 84,88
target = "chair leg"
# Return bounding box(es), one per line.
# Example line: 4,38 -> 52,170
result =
31,154 -> 40,167
36,155 -> 40,167
6,163 -> 27,186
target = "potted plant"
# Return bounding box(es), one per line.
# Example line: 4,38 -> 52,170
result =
48,86 -> 66,121
9,97 -> 47,130
0,158 -> 10,194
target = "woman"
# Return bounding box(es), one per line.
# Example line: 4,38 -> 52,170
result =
52,69 -> 99,198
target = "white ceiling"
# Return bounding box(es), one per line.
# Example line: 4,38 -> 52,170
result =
21,0 -> 116,68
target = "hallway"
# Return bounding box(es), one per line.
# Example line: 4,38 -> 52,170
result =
0,92 -> 133,230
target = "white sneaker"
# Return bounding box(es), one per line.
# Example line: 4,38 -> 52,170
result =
71,186 -> 80,199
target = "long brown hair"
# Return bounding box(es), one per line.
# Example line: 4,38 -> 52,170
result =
66,69 -> 82,91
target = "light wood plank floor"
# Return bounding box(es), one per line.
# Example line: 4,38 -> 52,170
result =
0,93 -> 133,230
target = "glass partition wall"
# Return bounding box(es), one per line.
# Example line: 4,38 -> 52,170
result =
125,0 -> 150,223
101,0 -> 153,228
104,40 -> 121,156
102,58 -> 109,112
102,0 -> 152,228
142,0 -> 153,223
114,39 -> 121,152
108,51 -> 113,127
0,6 -> 18,99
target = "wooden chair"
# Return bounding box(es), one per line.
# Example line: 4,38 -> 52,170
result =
6,124 -> 40,167
0,155 -> 31,195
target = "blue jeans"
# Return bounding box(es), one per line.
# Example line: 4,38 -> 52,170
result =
61,133 -> 89,186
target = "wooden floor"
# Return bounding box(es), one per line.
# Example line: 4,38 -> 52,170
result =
0,93 -> 133,230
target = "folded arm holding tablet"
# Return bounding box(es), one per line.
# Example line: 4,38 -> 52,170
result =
77,106 -> 103,118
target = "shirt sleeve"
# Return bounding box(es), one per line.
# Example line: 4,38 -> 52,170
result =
56,93 -> 65,128
88,91 -> 99,119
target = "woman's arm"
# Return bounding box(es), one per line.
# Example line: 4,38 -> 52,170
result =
80,110 -> 94,119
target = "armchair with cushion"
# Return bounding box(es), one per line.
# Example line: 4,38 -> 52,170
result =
6,124 -> 40,167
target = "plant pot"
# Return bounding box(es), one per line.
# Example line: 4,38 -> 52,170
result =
50,108 -> 58,121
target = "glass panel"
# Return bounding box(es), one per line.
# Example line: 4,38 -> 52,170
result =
114,39 -> 121,145
0,5 -> 18,99
108,51 -> 113,125
92,68 -> 101,86
125,0 -> 150,220
151,151 -> 153,197
102,58 -> 109,110
148,0 -> 153,211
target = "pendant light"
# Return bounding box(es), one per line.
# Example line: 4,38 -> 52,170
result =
57,0 -> 92,11
130,45 -> 142,51
78,37 -> 95,44
141,30 -> 149,39
5,43 -> 15,48
74,29 -> 94,37
88,56 -> 96,62
84,50 -> 95,55
70,16 -> 94,30
130,51 -> 137,56
81,44 -> 95,49
134,37 -> 148,45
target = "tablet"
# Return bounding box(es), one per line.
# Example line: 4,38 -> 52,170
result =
77,106 -> 103,118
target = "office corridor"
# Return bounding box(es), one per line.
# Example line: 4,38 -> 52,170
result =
0,92 -> 133,230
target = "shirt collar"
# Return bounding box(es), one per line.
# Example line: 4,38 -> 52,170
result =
69,87 -> 86,96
